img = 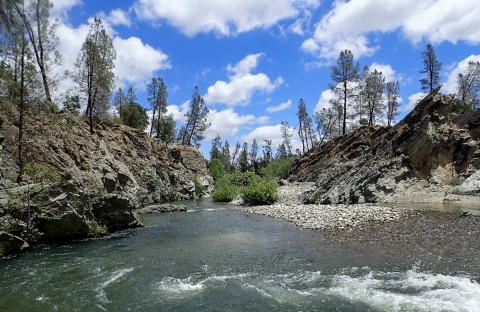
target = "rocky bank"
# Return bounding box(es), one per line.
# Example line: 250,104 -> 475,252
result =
289,87 -> 480,204
0,115 -> 213,256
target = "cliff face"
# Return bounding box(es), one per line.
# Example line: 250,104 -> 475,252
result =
0,115 -> 213,255
289,88 -> 480,204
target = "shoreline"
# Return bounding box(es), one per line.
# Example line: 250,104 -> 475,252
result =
241,183 -> 480,256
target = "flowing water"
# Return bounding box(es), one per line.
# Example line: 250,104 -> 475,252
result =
1,200 -> 480,311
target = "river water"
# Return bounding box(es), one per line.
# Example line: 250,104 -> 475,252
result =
1,199 -> 480,311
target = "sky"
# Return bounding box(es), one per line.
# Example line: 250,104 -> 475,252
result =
49,0 -> 480,157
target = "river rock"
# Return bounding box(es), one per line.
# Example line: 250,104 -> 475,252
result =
0,231 -> 29,256
136,204 -> 187,214
456,169 -> 480,194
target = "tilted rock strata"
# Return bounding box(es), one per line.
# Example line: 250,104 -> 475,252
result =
289,88 -> 480,204
0,115 -> 213,256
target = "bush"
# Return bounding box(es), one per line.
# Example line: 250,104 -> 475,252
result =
449,179 -> 462,186
211,178 -> 238,202
209,158 -> 225,183
260,156 -> 295,180
241,178 -> 278,205
451,99 -> 470,114
192,174 -> 204,198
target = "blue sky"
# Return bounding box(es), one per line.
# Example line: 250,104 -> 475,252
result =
50,0 -> 480,157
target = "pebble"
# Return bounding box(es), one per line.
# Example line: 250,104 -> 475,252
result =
242,182 -> 405,231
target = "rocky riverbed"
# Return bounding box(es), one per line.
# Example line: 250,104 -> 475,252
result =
242,182 -> 480,259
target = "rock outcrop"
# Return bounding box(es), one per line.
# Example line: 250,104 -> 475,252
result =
289,87 -> 480,204
0,115 -> 213,256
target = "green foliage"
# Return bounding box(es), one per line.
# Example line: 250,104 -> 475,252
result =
121,102 -> 149,130
24,163 -> 61,184
192,174 -> 203,198
260,156 -> 295,180
224,171 -> 257,188
359,118 -> 369,126
91,189 -> 106,209
449,179 -> 462,186
209,158 -> 225,183
241,178 -> 278,206
395,147 -> 406,156
211,178 -> 238,202
451,99 -> 470,114
88,221 -> 107,235
62,94 -> 81,115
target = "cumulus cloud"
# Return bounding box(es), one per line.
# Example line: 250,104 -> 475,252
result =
204,53 -> 284,106
113,37 -> 171,90
204,109 -> 269,140
98,9 -> 132,28
52,10 -> 170,98
443,55 -> 480,94
369,62 -> 402,83
166,101 -> 190,124
266,100 -> 292,113
134,0 -> 320,36
241,124 -> 303,152
314,89 -> 334,114
302,0 -> 480,61
403,92 -> 427,113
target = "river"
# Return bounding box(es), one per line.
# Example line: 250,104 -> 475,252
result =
1,199 -> 480,311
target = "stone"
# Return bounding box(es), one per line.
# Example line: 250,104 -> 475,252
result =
136,204 -> 187,214
457,170 -> 480,194
0,231 -> 29,256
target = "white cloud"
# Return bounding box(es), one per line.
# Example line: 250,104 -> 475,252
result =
266,100 -> 292,113
98,9 -> 132,28
241,125 -> 284,147
443,55 -> 480,94
314,89 -> 334,114
303,0 -> 480,61
50,0 -> 82,20
166,101 -> 190,124
134,0 -> 320,36
403,92 -> 427,113
52,16 -> 170,99
113,36 -> 171,90
369,62 -> 401,83
204,109 -> 269,140
204,53 -> 284,106
241,124 -> 303,152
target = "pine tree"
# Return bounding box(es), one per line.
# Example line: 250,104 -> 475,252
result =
181,86 -> 210,147
330,50 -> 360,135
238,142 -> 249,173
297,98 -> 315,153
457,61 -> 480,108
420,44 -> 442,93
7,0 -> 60,110
147,77 -> 168,137
385,81 -> 400,126
361,66 -> 385,126
112,87 -> 127,119
73,17 -> 116,134
280,121 -> 293,155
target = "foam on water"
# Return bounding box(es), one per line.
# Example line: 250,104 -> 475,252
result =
95,267 -> 134,303
155,268 -> 480,311
325,267 -> 480,311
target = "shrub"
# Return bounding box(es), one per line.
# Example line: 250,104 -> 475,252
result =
260,156 -> 295,180
192,174 -> 204,198
449,179 -> 462,186
212,178 -> 238,202
451,99 -> 470,114
241,178 -> 278,205
209,158 -> 225,183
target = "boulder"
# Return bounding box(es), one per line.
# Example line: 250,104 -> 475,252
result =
457,170 -> 480,194
0,231 -> 29,256
92,194 -> 142,232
